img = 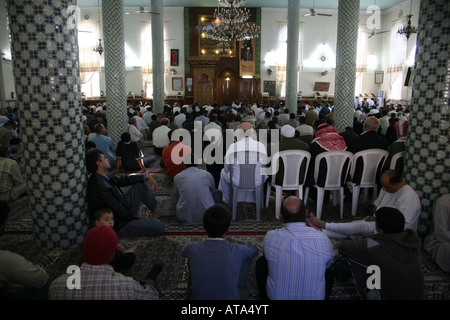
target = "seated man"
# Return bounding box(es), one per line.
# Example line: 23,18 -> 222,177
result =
337,207 -> 424,300
89,123 -> 117,169
346,117 -> 389,185
161,130 -> 192,177
152,118 -> 171,156
0,146 -> 27,202
115,132 -> 155,173
218,122 -> 267,204
383,118 -> 408,173
182,204 -> 259,299
267,124 -> 308,190
171,154 -> 223,225
128,117 -> 144,143
86,148 -> 171,238
49,226 -> 163,300
307,170 -> 421,238
255,196 -> 334,300
424,193 -> 450,273
0,202 -> 52,300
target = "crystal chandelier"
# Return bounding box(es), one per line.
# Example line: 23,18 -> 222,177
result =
397,1 -> 417,40
203,0 -> 260,43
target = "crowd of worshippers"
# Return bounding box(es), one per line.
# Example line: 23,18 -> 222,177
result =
1,99 -> 449,301
4,191 -> 449,300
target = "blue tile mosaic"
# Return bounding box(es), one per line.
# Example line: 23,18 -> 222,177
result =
405,0 -> 450,236
6,0 -> 88,249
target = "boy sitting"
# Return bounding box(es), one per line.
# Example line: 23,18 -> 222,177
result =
93,208 -> 137,272
182,204 -> 259,300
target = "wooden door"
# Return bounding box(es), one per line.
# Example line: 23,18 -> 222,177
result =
193,66 -> 215,107
216,68 -> 239,105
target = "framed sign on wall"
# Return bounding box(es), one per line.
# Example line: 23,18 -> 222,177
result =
375,71 -> 384,84
172,77 -> 183,91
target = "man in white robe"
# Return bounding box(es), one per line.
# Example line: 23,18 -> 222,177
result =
218,122 -> 268,204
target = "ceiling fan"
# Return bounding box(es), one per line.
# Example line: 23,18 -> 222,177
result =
304,0 -> 332,17
125,1 -> 160,15
366,29 -> 390,38
134,6 -> 160,15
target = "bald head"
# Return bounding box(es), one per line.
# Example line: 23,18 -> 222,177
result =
280,196 -> 306,223
364,117 -> 380,131
284,196 -> 301,213
239,122 -> 252,131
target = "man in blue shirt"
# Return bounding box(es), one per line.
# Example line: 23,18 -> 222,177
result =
255,196 -> 334,300
89,123 -> 117,169
182,204 -> 259,300
171,158 -> 222,226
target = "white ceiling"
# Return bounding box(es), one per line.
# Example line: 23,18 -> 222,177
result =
77,0 -> 409,11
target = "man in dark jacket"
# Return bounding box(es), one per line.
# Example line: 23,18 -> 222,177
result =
346,116 -> 389,154
336,207 -> 424,300
86,148 -> 171,238
346,116 -> 389,188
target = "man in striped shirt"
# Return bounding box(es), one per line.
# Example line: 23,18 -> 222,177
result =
255,196 -> 334,300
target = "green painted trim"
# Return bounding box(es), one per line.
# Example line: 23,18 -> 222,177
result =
184,7 -> 190,74
255,8 -> 261,75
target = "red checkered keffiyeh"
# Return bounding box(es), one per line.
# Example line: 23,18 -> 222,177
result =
312,123 -> 347,151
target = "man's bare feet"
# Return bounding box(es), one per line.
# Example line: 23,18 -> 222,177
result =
307,212 -> 326,230
151,208 -> 174,218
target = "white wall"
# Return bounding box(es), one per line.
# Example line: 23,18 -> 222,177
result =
0,0 -> 16,105
259,1 -> 418,101
379,0 -> 420,103
0,1 -> 419,104
80,6 -> 185,98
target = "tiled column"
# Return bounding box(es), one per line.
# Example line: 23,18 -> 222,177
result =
103,0 -> 128,144
404,0 -> 449,237
6,0 -> 88,249
151,0 -> 165,114
333,0 -> 360,133
285,0 -> 300,113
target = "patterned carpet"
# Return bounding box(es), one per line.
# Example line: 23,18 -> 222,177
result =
2,144 -> 450,301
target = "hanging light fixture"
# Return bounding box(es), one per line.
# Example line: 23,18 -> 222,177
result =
397,0 -> 417,40
93,0 -> 103,55
203,0 -> 260,43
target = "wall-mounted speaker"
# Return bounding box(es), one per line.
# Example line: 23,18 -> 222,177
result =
404,67 -> 413,86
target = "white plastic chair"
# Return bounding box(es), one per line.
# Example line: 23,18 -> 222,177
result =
389,151 -> 405,170
304,151 -> 353,219
348,149 -> 389,216
265,150 -> 311,219
229,151 -> 265,221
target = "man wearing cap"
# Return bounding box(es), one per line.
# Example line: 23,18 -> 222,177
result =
267,124 -> 308,188
49,226 -> 162,300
